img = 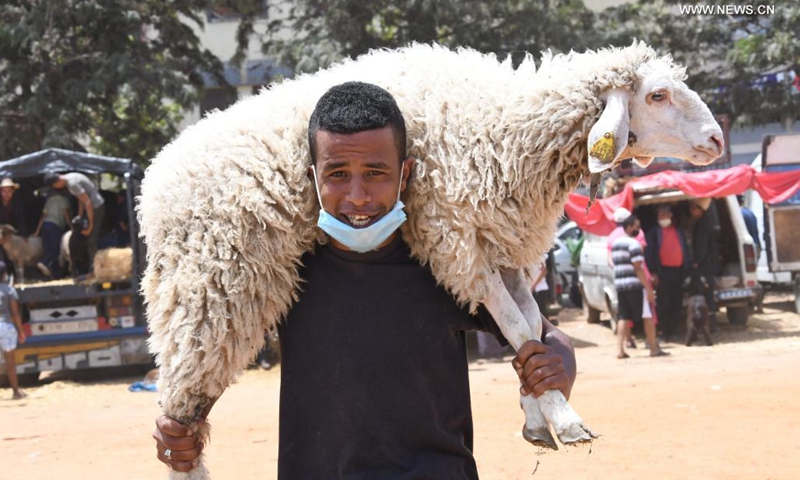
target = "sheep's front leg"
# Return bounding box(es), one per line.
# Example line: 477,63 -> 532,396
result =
485,270 -> 596,447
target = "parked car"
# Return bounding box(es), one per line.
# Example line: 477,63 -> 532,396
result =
554,220 -> 582,306
578,188 -> 758,330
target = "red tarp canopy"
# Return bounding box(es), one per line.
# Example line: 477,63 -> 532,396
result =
566,164 -> 800,235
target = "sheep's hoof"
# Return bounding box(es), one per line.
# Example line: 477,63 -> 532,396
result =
522,425 -> 558,450
555,422 -> 597,446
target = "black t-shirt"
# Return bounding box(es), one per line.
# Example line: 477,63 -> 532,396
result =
278,235 -> 506,480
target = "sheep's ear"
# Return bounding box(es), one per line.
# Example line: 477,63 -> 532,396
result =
588,88 -> 630,173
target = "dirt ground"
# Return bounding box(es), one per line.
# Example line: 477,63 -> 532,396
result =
2,291 -> 799,480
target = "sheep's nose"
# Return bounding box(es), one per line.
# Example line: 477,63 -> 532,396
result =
709,133 -> 724,157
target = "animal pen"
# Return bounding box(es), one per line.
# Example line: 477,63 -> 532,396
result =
0,149 -> 151,384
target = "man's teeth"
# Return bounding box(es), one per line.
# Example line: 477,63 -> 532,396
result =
346,214 -> 372,227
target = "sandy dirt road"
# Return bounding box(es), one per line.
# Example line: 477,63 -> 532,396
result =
2,292 -> 799,480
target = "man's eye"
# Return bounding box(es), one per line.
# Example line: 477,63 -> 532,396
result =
329,171 -> 347,178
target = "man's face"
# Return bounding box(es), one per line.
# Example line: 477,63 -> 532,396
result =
312,126 -> 413,250
689,204 -> 703,219
0,187 -> 14,203
657,208 -> 672,221
625,219 -> 641,236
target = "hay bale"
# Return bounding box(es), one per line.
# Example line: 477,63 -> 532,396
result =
93,247 -> 133,282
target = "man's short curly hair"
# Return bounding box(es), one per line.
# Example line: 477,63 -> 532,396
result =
308,82 -> 406,165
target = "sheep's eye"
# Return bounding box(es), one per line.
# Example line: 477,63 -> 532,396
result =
650,91 -> 668,102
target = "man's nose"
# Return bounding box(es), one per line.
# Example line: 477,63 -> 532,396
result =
345,178 -> 371,205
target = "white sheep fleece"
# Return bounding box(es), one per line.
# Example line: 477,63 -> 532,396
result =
139,42 -> 683,423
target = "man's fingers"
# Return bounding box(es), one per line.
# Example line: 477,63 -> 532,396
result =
156,415 -> 196,438
512,340 -> 550,370
519,352 -> 562,381
521,364 -> 564,394
156,442 -> 203,472
153,429 -> 200,451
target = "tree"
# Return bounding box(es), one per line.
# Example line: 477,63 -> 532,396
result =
597,0 -> 800,130
233,0 -> 599,74
0,0 -> 224,163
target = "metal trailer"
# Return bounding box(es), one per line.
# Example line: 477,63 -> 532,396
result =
0,149 -> 150,382
761,134 -> 800,313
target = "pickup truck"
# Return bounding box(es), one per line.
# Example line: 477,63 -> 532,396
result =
578,187 -> 758,329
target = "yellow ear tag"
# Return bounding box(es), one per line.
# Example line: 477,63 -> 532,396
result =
590,132 -> 616,164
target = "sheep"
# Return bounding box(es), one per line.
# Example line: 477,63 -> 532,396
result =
139,42 -> 723,479
0,224 -> 48,284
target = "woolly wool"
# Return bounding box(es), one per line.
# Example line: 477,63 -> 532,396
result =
139,42 -> 685,426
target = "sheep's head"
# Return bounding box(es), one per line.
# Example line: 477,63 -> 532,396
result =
0,224 -> 16,245
587,52 -> 723,174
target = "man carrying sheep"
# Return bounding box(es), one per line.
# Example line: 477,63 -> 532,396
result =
42,172 -> 105,267
153,82 -> 578,478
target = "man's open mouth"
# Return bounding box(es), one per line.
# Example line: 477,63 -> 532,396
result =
343,213 -> 378,228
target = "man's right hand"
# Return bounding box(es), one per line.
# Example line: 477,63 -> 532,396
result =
651,274 -> 659,288
153,415 -> 204,472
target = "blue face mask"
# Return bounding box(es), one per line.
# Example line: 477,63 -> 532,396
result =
311,164 -> 407,253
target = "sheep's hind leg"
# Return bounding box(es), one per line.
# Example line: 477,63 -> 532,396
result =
483,271 -> 555,449
491,268 -> 596,447
492,269 -> 556,449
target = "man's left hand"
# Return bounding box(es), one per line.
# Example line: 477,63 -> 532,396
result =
512,340 -> 570,399
81,227 -> 91,236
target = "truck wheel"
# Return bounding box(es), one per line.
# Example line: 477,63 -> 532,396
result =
794,276 -> 800,314
580,283 -> 601,324
727,305 -> 749,326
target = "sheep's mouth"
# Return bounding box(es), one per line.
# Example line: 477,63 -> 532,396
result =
341,213 -> 380,228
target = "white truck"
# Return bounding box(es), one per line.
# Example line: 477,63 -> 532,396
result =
749,134 -> 800,313
578,186 -> 759,329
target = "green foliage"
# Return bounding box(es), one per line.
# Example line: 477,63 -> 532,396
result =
249,0 -> 599,73
0,0 -> 224,164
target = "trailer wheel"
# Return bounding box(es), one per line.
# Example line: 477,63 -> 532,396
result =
0,372 -> 38,387
727,305 -> 749,326
794,276 -> 800,314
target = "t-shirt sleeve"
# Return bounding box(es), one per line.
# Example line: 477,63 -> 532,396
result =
8,286 -> 18,301
629,242 -> 644,264
68,182 -> 86,198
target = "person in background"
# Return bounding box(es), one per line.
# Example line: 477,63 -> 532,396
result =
738,194 -> 760,259
0,178 -> 28,236
608,208 -> 665,355
611,214 -> 655,359
0,261 -> 26,399
531,253 -> 550,317
0,178 -> 29,279
42,172 -> 105,266
33,190 -> 72,279
737,194 -> 764,313
645,205 -> 690,343
688,198 -> 721,330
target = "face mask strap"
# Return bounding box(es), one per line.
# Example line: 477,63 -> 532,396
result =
310,165 -> 324,207
396,163 -> 404,203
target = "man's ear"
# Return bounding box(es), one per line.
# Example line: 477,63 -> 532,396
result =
588,88 -> 630,174
400,156 -> 415,192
